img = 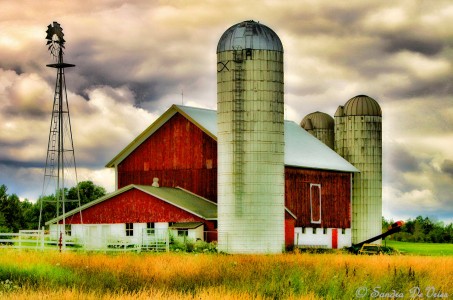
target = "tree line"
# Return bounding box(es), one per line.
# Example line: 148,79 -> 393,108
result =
0,181 -> 106,233
383,216 -> 453,243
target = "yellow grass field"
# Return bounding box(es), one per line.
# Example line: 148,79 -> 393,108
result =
0,249 -> 452,299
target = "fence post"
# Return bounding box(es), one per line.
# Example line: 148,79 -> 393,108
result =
166,229 -> 169,252
18,232 -> 22,250
41,227 -> 45,251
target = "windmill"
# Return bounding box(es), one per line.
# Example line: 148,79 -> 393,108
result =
39,22 -> 82,250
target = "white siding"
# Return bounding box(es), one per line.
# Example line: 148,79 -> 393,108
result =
294,227 -> 352,248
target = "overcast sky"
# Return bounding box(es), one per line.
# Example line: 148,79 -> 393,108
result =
1,0 -> 452,224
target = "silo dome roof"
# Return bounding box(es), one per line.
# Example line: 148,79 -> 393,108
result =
300,111 -> 334,130
343,95 -> 382,116
217,20 -> 283,53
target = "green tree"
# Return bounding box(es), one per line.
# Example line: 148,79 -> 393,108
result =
31,181 -> 106,229
0,211 -> 9,233
21,199 -> 40,230
0,189 -> 24,232
66,181 -> 106,210
385,215 -> 453,243
35,194 -> 58,229
382,217 -> 391,232
0,184 -> 7,204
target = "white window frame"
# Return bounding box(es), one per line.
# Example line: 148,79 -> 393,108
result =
125,223 -> 134,237
310,183 -> 322,224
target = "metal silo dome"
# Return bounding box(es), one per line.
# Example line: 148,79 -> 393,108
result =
217,20 -> 283,53
300,111 -> 334,130
301,111 -> 335,149
343,95 -> 382,116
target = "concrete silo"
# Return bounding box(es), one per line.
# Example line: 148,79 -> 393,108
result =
334,95 -> 382,244
217,20 -> 285,253
301,111 -> 335,149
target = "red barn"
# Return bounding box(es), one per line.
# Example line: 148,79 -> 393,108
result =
49,105 -> 357,249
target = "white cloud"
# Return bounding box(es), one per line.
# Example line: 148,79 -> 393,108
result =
383,186 -> 437,221
389,51 -> 451,80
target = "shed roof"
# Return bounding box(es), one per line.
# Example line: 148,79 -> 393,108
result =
137,185 -> 218,219
169,222 -> 203,229
106,105 -> 358,173
45,185 -> 218,225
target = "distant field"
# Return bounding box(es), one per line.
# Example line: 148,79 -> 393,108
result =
385,240 -> 453,256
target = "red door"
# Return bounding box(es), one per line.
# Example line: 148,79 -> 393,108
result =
332,229 -> 338,249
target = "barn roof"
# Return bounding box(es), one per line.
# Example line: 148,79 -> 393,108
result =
106,105 -> 358,173
45,184 -> 218,225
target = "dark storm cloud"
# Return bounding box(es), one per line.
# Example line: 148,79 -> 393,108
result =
383,143 -> 420,193
66,29 -> 214,106
441,159 -> 453,178
383,34 -> 444,56
387,75 -> 453,99
0,159 -> 44,169
388,144 -> 421,173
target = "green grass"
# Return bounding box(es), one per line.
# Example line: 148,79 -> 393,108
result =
385,240 -> 453,256
1,249 -> 452,299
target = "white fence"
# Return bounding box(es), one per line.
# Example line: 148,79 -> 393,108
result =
0,228 -> 170,252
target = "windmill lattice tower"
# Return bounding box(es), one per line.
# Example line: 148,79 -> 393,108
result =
39,22 -> 82,250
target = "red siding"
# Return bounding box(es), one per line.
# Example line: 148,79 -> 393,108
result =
118,113 -> 218,201
285,211 -> 295,248
285,167 -> 351,229
63,188 -> 216,233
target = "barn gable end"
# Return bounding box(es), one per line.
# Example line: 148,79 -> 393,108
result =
116,112 -> 218,201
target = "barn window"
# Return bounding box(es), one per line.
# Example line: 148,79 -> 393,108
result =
310,183 -> 322,224
147,222 -> 154,235
178,230 -> 188,237
342,228 -> 346,234
323,228 -> 327,235
126,223 -> 134,236
65,225 -> 71,237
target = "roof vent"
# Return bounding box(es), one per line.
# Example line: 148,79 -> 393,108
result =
152,177 -> 159,187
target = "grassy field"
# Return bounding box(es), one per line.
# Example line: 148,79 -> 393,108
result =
385,240 -> 453,256
0,249 -> 452,299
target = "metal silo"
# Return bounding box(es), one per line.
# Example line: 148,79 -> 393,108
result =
334,95 -> 382,244
217,20 -> 285,253
301,111 -> 335,149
